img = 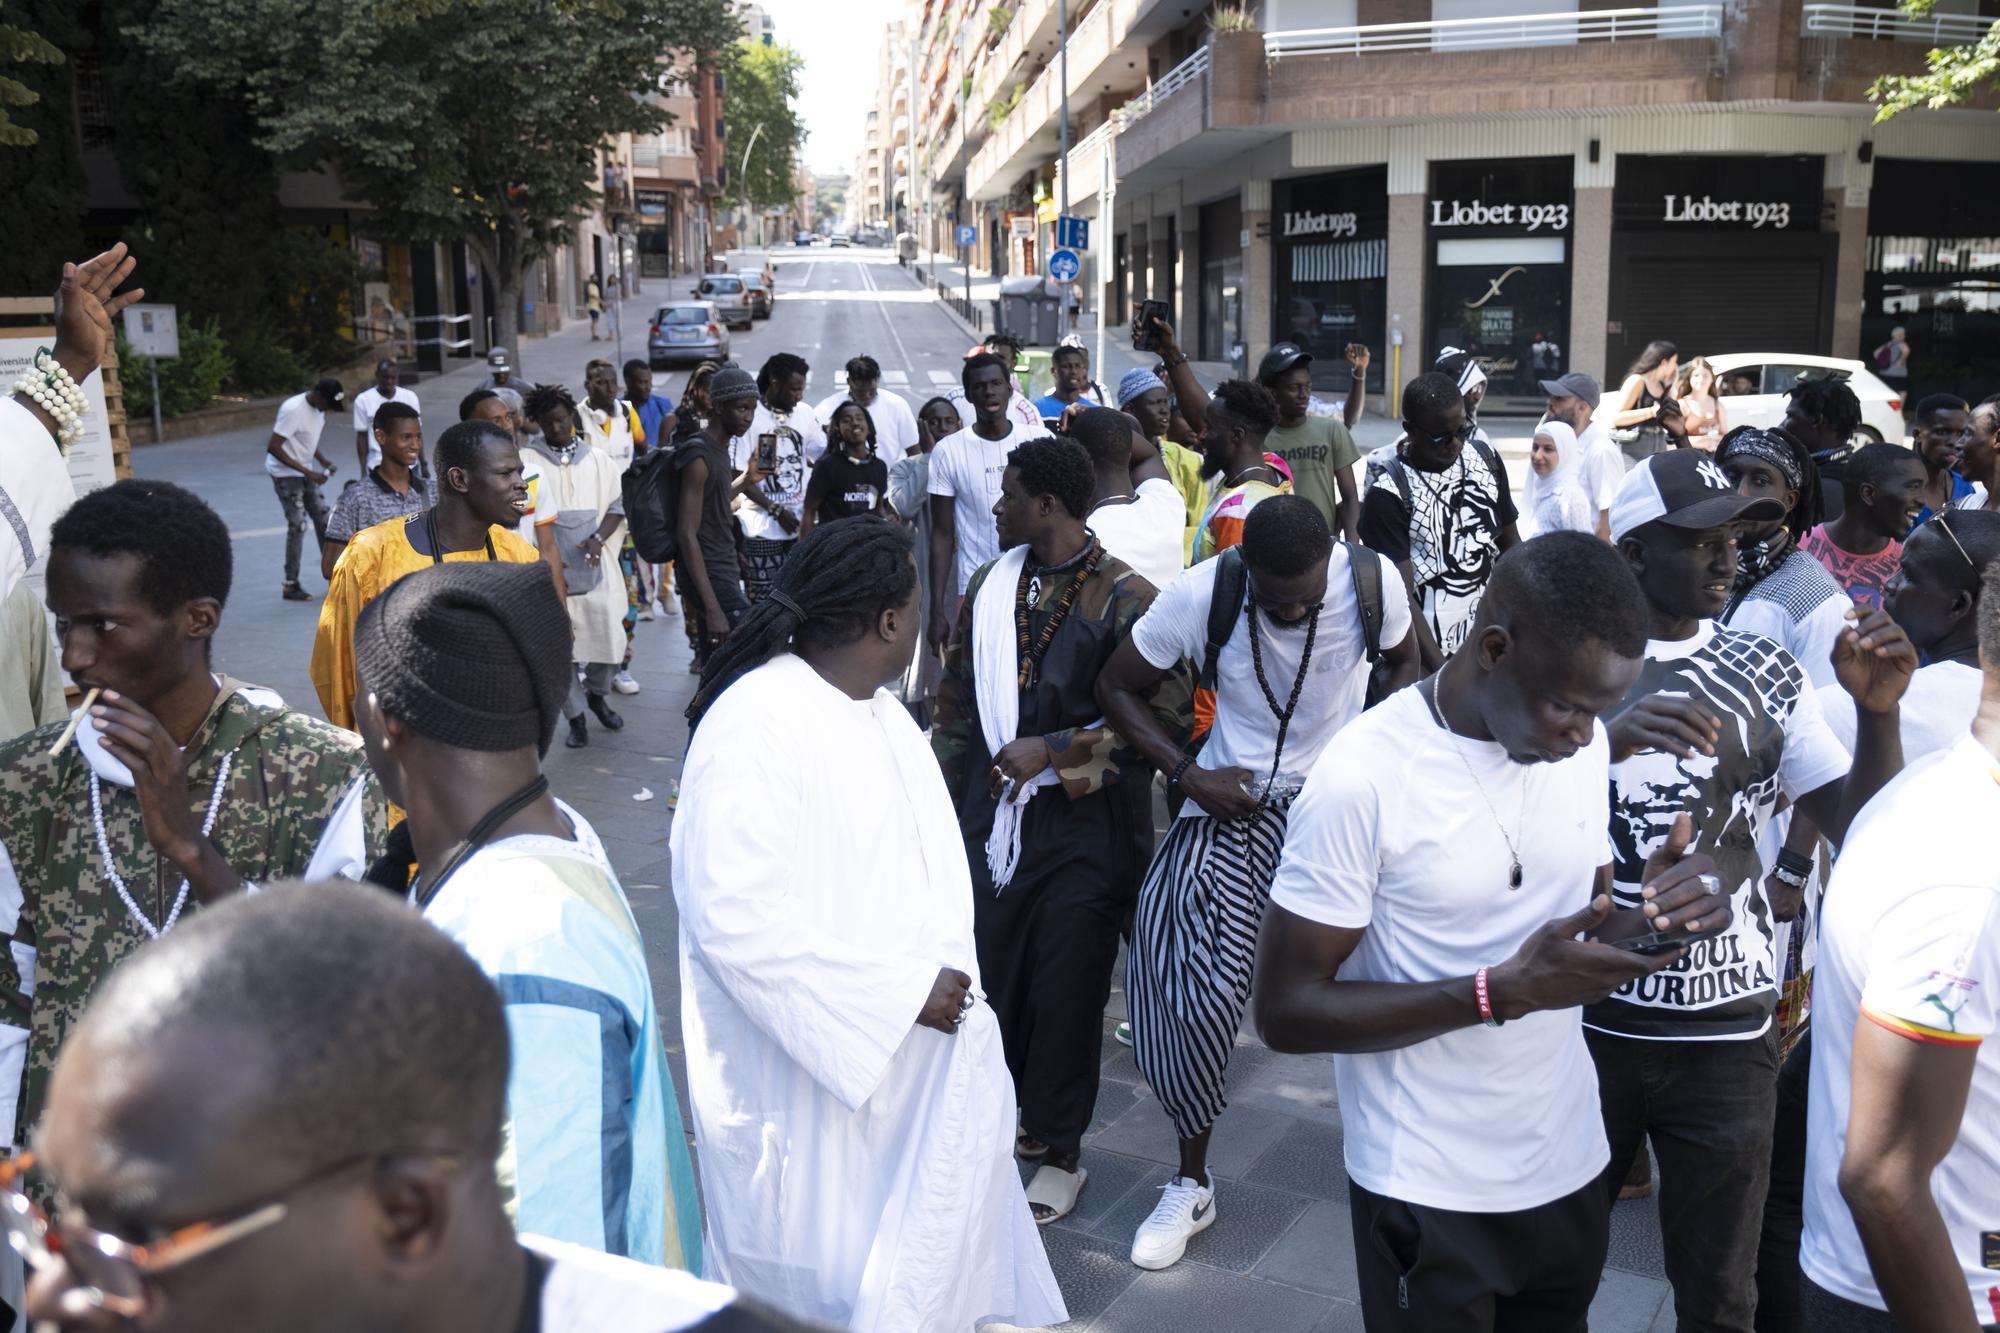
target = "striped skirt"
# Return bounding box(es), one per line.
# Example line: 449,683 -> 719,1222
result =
1127,799 -> 1293,1141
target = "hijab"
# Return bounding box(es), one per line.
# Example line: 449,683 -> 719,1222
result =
1521,420 -> 1579,523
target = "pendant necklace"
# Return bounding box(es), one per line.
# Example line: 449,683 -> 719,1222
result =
1422,675 -> 1526,890
89,752 -> 236,938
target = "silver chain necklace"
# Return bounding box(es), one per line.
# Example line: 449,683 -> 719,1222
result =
88,753 -> 234,939
1423,676 -> 1526,890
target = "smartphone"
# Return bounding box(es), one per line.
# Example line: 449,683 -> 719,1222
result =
1133,300 -> 1170,352
756,432 -> 778,471
1611,926 -> 1721,956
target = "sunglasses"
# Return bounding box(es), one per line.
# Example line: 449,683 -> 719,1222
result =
1406,422 -> 1473,451
0,1149 -> 461,1317
1924,510 -> 1977,571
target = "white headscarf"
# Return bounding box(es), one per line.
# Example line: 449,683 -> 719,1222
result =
1522,420 -> 1582,532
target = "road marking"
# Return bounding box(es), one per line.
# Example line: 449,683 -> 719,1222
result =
857,259 -> 918,382
232,525 -> 288,539
928,370 -> 958,386
884,370 -> 909,385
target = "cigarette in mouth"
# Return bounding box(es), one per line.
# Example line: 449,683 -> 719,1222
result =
46,686 -> 103,758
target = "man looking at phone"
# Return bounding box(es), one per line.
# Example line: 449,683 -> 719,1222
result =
926,353 -> 1052,654
1252,533 -> 1730,1331
1257,344 -> 1362,542
1591,450 -> 1915,1333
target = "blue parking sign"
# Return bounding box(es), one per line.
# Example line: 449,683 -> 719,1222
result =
1047,248 -> 1081,283
956,223 -> 977,248
1055,216 -> 1090,250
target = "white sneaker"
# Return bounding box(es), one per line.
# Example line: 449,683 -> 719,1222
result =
658,598 -> 679,617
1130,1176 -> 1215,1270
612,669 -> 640,695
636,604 -> 656,621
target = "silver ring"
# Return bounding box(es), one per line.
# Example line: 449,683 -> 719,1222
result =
1697,873 -> 1722,896
959,994 -> 975,1012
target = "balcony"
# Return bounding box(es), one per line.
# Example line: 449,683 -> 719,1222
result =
1799,2 -> 1991,40
1262,4 -> 1721,56
967,0 -> 1178,202
1797,3 -> 1999,100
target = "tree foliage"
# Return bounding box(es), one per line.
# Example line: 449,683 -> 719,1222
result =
0,0 -> 62,148
0,0 -> 82,291
1869,0 -> 2000,119
135,0 -> 738,349
720,39 -> 805,210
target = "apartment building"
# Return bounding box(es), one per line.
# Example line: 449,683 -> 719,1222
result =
902,0 -> 2000,408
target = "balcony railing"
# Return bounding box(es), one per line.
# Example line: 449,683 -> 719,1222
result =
1264,5 -> 1722,56
1117,43 -> 1208,126
1801,2 -> 1994,40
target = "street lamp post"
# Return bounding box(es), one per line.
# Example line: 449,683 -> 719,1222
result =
739,122 -> 766,253
1057,0 -> 1071,332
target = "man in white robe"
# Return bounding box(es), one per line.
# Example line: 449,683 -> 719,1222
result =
671,519 -> 1065,1333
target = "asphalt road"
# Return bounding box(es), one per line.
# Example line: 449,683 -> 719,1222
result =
128,248 -> 1671,1333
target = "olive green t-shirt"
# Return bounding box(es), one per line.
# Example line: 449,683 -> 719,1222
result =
1265,416 -> 1360,530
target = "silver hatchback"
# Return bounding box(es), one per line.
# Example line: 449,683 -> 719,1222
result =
648,303 -> 730,369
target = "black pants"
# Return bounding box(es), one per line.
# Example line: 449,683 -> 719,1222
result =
1348,1175 -> 1610,1332
971,808 -> 1136,1158
1589,1028 -> 1781,1333
1755,1034 -> 1813,1333
1801,1276 -> 2000,1332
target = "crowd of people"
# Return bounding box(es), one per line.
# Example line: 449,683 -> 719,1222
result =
0,245 -> 1995,1333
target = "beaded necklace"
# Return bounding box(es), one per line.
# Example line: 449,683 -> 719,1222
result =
1014,538 -> 1103,691
1244,600 -> 1320,803
88,753 -> 235,939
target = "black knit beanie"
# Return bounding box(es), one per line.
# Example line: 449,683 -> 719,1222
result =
353,563 -> 574,756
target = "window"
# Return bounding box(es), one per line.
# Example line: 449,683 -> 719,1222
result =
72,51 -> 113,149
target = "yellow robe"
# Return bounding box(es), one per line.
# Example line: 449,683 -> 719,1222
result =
310,513 -> 541,731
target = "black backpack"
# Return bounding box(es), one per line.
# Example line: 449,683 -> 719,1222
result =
622,445 -> 683,564
1198,542 -> 1387,706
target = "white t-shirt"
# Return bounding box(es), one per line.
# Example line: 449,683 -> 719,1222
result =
0,397 -> 78,594
1268,685 -> 1614,1212
1576,418 -> 1621,513
950,387 -> 1045,435
815,389 -> 920,460
1723,549 -> 1852,691
1800,736 -> 2000,1323
263,391 -> 326,479
1592,621 -> 1851,1042
1088,478 -> 1187,593
580,399 -> 638,474
926,417 -> 1053,596
1819,660 -> 1981,765
728,403 -> 825,542
350,384 -> 421,471
1132,547 -> 1409,813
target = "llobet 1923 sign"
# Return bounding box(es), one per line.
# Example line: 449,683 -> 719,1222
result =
1429,199 -> 1571,233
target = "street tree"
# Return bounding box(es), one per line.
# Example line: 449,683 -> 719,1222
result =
0,3 -> 62,147
1870,0 -> 2000,117
135,0 -> 737,351
721,40 -> 806,215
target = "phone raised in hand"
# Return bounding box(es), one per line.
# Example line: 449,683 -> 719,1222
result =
1132,300 -> 1170,353
756,432 -> 779,472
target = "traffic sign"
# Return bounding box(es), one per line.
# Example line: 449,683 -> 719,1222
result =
1055,216 -> 1090,250
956,223 -> 977,248
1046,248 -> 1082,283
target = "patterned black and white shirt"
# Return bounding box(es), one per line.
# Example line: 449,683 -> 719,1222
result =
1587,622 -> 1851,1041
1358,439 -> 1516,657
325,469 -> 436,545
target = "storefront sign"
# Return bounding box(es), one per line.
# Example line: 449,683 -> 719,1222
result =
1282,210 -> 1360,239
1429,199 -> 1570,233
635,189 -> 669,221
1661,195 -> 1792,229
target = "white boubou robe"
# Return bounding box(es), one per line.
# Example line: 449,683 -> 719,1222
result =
671,653 -> 1066,1333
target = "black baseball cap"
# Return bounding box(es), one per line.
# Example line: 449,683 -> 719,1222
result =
1257,342 -> 1312,383
312,376 -> 347,410
1610,449 -> 1786,543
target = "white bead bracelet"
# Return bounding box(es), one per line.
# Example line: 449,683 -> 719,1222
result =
10,346 -> 89,449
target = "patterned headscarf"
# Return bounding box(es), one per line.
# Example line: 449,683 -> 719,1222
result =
1117,367 -> 1166,408
1717,427 -> 1804,493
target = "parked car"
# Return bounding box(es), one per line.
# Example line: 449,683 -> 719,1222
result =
692,274 -> 753,331
737,270 -> 774,319
648,302 -> 730,368
795,232 -> 815,246
1705,352 -> 1905,446
829,232 -> 852,248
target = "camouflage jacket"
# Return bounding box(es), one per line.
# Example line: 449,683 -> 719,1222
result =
931,544 -> 1189,811
0,681 -> 388,1143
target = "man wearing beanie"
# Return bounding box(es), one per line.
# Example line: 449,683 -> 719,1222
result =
676,366 -> 761,670
1117,366 -> 1208,559
350,561 -> 705,1272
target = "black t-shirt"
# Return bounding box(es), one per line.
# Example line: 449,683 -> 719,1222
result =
806,449 -> 888,523
674,434 -> 740,578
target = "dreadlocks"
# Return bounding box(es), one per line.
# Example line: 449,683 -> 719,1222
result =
521,382 -> 575,425
1784,375 -> 1862,446
686,518 -> 917,735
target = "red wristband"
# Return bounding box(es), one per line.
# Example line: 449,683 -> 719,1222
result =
1475,966 -> 1503,1027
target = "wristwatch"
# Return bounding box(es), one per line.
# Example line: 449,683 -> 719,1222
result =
1771,863 -> 1809,891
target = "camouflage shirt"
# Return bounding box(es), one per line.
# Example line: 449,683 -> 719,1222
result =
0,681 -> 388,1143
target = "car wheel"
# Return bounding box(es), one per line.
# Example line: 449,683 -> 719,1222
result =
1851,426 -> 1884,447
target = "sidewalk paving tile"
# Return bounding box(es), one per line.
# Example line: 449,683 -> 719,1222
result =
1592,1265 -> 1673,1332
1083,1174 -> 1310,1275
1088,1095 -> 1293,1179
1242,1121 -> 1347,1203
1089,1261 -> 1330,1333
1250,1199 -> 1360,1300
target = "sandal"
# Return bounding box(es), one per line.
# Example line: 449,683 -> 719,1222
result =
1025,1163 -> 1087,1225
1016,1132 -> 1050,1161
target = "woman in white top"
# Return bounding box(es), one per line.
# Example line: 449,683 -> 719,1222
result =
1674,355 -> 1726,451
1522,420 -> 1597,536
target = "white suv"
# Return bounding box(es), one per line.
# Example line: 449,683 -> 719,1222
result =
1705,353 -> 1906,445
693,274 -> 754,331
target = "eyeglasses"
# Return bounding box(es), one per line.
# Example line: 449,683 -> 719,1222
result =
0,1149 -> 461,1317
1925,510 -> 1977,571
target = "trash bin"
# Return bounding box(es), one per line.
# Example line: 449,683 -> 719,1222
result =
996,276 -> 1065,346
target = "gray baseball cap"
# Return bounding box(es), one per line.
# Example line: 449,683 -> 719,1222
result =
1539,372 -> 1601,408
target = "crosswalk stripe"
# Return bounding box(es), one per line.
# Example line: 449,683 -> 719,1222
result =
883,370 -> 909,385
928,369 -> 957,386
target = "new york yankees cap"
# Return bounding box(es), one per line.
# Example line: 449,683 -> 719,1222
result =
1609,448 -> 1786,544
